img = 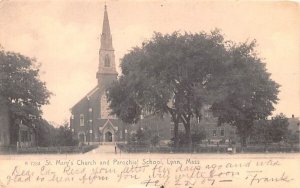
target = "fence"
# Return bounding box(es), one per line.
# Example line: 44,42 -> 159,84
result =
117,143 -> 300,154
0,146 -> 17,154
16,144 -> 98,154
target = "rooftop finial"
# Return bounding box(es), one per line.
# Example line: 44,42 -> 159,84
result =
104,1 -> 107,10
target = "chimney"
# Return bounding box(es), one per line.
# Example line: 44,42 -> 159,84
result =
292,114 -> 294,118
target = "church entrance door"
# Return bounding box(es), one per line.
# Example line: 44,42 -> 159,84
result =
105,131 -> 112,142
78,133 -> 85,143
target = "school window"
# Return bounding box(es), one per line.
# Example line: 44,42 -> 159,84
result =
213,130 -> 217,137
80,114 -> 84,126
170,127 -> 174,135
220,129 -> 225,137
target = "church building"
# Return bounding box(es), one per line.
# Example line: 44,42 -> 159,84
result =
70,5 -> 126,144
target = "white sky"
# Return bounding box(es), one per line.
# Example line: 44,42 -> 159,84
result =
0,0 -> 299,125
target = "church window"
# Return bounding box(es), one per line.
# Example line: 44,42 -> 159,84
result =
80,114 -> 84,126
104,54 -> 110,67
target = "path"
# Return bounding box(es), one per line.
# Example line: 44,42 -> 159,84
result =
88,143 -> 118,154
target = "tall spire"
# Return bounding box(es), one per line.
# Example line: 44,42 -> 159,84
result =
100,4 -> 113,50
97,4 -> 117,86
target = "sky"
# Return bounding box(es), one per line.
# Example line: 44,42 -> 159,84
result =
0,0 -> 299,125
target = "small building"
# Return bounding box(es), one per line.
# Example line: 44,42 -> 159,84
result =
288,115 -> 300,134
17,123 -> 36,148
0,97 -> 10,147
1,97 -> 36,149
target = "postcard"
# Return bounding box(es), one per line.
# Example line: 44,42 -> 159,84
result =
0,0 -> 299,188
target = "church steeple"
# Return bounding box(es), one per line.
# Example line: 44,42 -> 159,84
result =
101,4 -> 113,50
97,4 -> 117,88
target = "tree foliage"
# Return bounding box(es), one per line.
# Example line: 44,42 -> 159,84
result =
35,118 -> 56,147
269,114 -> 289,142
250,114 -> 289,147
107,30 -> 280,148
128,127 -> 159,147
35,119 -> 78,147
55,122 -> 78,146
108,30 -> 228,147
211,41 -> 280,146
0,47 -> 52,144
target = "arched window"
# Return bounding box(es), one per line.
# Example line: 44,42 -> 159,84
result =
80,114 -> 84,126
104,55 -> 110,67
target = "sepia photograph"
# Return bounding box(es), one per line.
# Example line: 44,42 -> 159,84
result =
0,0 -> 299,187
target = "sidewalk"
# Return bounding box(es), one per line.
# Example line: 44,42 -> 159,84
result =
88,144 -> 118,154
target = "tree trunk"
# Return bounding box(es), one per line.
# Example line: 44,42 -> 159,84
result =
168,109 -> 180,149
174,121 -> 179,148
9,120 -> 19,145
0,97 -> 11,146
183,121 -> 192,152
237,121 -> 253,152
264,142 -> 267,152
240,135 -> 247,152
33,128 -> 38,147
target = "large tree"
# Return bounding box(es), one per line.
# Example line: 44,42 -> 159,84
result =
107,31 -> 279,149
211,41 -> 280,147
0,47 -> 51,144
107,30 -> 228,147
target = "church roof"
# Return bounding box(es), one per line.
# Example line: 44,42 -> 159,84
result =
86,86 -> 99,99
70,86 -> 99,110
99,119 -> 118,132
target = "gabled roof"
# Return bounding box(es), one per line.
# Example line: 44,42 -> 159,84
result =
99,119 -> 118,132
70,86 -> 99,111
